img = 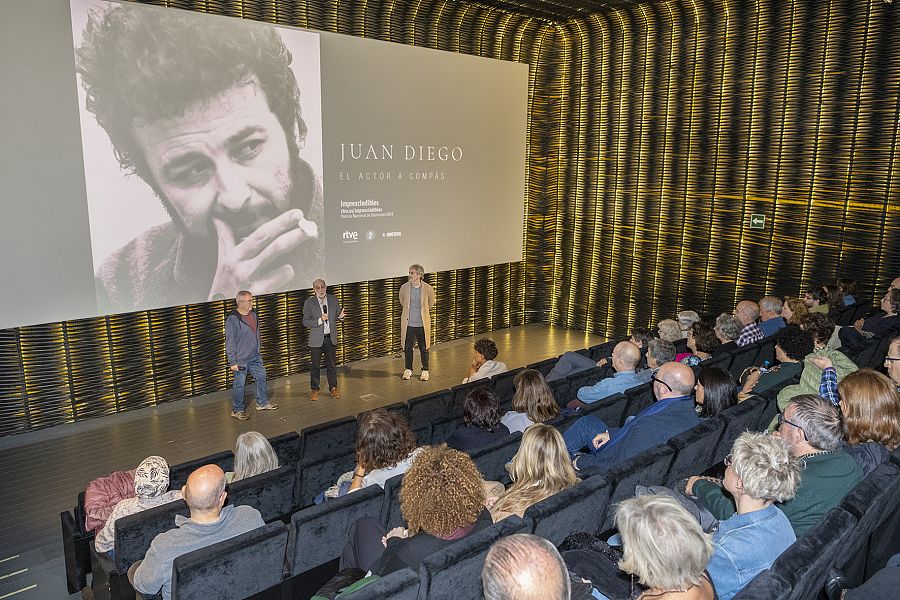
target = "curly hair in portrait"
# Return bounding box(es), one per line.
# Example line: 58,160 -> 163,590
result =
690,322 -> 720,354
75,5 -> 307,185
463,388 -> 503,432
474,338 -> 499,361
233,431 -> 280,481
696,367 -> 738,418
838,369 -> 900,451
783,297 -> 809,324
399,444 -> 486,537
490,424 -> 578,520
774,324 -> 814,361
510,369 -> 559,423
800,312 -> 835,347
355,408 -> 417,471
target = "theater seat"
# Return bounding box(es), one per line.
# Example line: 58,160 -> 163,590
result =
380,474 -> 405,529
583,392 -> 628,428
299,416 -> 358,463
226,465 -> 297,521
345,568 -> 419,600
713,396 -> 768,464
170,522 -> 287,600
731,569 -> 793,600
595,444 -> 676,531
296,449 -> 358,508
169,450 -> 234,489
408,389 -> 455,431
523,475 -> 611,545
527,356 -> 559,377
492,367 -> 524,409
664,418 -> 726,487
417,516 -> 528,600
470,431 -> 522,482
268,431 -> 301,469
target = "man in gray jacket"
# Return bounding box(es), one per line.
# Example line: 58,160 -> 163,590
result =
129,465 -> 265,600
225,291 -> 277,420
302,279 -> 345,400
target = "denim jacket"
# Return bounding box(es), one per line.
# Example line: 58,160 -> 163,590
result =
707,505 -> 796,600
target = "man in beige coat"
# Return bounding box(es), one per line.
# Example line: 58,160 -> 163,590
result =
399,264 -> 436,380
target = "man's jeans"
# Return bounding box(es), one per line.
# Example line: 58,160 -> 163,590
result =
232,355 -> 268,411
546,351 -> 597,382
562,415 -> 611,456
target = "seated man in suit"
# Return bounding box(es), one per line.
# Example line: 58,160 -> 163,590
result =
566,341 -> 651,410
563,362 -> 700,473
129,465 -> 265,600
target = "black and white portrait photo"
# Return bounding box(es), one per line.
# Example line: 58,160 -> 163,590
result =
70,0 -> 325,314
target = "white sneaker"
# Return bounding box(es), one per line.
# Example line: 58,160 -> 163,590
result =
402,369 -> 413,380
420,370 -> 430,381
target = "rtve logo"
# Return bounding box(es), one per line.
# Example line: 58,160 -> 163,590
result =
342,231 -> 359,240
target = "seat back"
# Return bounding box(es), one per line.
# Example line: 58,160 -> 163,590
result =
589,339 -> 623,361
170,450 -> 234,489
527,356 -> 558,377
451,379 -> 492,406
732,569 -> 793,600
756,338 -> 777,368
171,522 -> 287,600
380,473 -> 406,529
286,484 -> 384,574
727,342 -> 761,381
492,367 -> 524,410
549,378 -> 571,408
227,465 -> 297,521
269,431 -> 301,469
430,416 -> 462,446
583,393 -> 628,428
296,449 -> 358,508
346,568 -> 419,600
600,445 -> 676,531
470,432 -> 522,482
664,418 -> 726,487
384,401 -> 411,422
566,366 -> 611,396
713,396 -> 767,464
417,517 -> 528,600
524,475 -> 611,544
114,498 -> 190,572
705,352 -> 732,373
622,383 -> 654,420
408,389 -> 455,431
299,416 -> 358,463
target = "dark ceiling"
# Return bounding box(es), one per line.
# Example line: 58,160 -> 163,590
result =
460,0 -> 645,21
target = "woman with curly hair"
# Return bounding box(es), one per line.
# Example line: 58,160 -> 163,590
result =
490,424 -> 578,522
349,408 -> 420,492
339,444 -> 492,575
678,322 -> 720,366
781,297 -> 809,325
501,369 -> 560,434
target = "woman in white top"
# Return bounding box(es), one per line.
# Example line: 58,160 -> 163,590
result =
500,369 -> 560,433
349,408 -> 421,491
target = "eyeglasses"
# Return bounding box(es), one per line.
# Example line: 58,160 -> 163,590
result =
723,454 -> 733,467
651,375 -> 673,393
777,413 -> 808,440
885,356 -> 900,363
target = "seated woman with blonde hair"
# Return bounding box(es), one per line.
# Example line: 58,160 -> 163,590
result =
500,369 -> 560,433
226,431 -> 280,484
489,424 -> 578,522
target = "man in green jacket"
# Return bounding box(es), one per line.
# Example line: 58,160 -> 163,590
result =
688,394 -> 862,537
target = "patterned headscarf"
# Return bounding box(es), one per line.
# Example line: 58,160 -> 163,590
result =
134,456 -> 170,499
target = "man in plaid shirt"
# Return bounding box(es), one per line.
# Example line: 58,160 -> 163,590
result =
735,300 -> 764,347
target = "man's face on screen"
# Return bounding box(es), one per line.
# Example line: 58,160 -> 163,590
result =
132,78 -> 297,241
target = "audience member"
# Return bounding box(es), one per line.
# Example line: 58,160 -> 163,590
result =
839,289 -> 900,347
822,284 -> 844,319
84,467 -> 136,535
567,341 -> 650,409
564,362 -> 699,473
546,350 -> 609,383
679,322 -> 720,366
885,337 -> 900,391
226,431 -> 279,484
463,338 -> 508,383
691,394 -> 863,536
646,338 -> 676,371
489,424 -> 578,522
699,433 -> 800,600
501,369 -> 560,434
657,319 -> 683,343
837,278 -> 858,306
630,326 -> 655,371
734,301 -> 764,347
677,311 -> 702,338
758,296 -> 786,338
804,287 -> 829,314
816,368 -> 900,474
739,324 -> 811,397
447,388 -> 511,452
95,456 -> 182,555
129,465 -> 264,600
695,367 -> 738,418
596,495 -> 715,600
483,534 -> 573,600
777,314 -> 858,414
349,408 -> 420,492
781,297 -> 809,325
340,445 -> 491,576
712,314 -> 742,355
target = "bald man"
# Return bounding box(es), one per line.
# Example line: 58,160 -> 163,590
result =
567,341 -> 651,409
734,300 -> 764,347
482,534 -> 575,600
563,361 -> 700,473
302,278 -> 346,400
129,465 -> 264,600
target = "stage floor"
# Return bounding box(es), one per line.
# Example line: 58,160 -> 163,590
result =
0,323 -> 604,599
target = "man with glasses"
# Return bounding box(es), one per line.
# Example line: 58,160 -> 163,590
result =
688,394 -> 862,537
885,337 -> 900,392
563,362 -> 700,472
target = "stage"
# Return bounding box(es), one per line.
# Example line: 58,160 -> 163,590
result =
0,323 -> 603,599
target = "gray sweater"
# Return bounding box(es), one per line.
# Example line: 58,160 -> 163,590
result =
132,504 -> 265,600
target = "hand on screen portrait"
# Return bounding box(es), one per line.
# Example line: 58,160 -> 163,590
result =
207,209 -> 319,301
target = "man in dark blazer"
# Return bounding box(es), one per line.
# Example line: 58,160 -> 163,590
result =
303,279 -> 345,400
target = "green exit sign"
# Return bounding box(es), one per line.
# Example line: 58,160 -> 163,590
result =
750,214 -> 765,229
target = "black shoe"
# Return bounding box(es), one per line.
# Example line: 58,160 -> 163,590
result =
825,567 -> 848,600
